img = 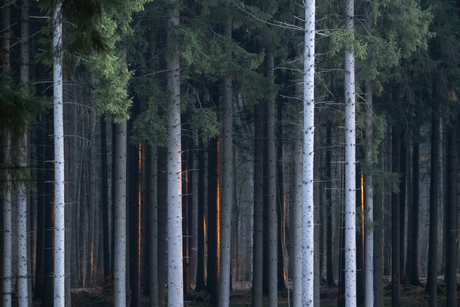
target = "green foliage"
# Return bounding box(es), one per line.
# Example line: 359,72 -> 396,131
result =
189,108 -> 221,142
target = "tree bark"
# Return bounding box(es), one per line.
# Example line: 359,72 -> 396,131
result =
101,116 -> 110,279
391,126 -> 401,307
157,148 -> 168,307
218,16 -> 233,307
149,146 -> 159,307
166,2 -> 183,303
445,120 -> 457,306
326,122 -> 335,287
427,84 -> 440,307
114,121 -> 128,307
373,140 -> 384,307
406,138 -> 420,286
303,0 -> 316,304
344,0 -> 357,305
195,140 -> 206,291
399,131 -> 406,285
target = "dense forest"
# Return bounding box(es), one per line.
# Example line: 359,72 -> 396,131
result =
0,0 -> 459,306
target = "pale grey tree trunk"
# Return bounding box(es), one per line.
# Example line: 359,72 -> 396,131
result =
114,121 -> 127,307
3,138 -> 12,307
149,146 -> 159,307
302,0 -> 315,305
166,1 -> 183,305
2,1 -> 12,305
18,0 -> 30,305
364,83 -> 374,307
218,17 -> 233,307
53,3 -> 66,305
344,0 -> 357,305
266,51 -> 278,307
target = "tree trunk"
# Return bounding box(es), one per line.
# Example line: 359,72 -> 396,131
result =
53,3 -> 65,304
149,146 -> 159,307
218,16 -> 233,307
399,131 -> 406,285
326,122 -> 335,287
344,0 -> 357,305
101,116 -> 110,279
182,142 -> 190,297
195,140 -> 206,291
445,120 -> 457,306
18,1 -> 30,300
303,0 -> 316,304
373,140 -> 384,307
427,84 -> 440,307
114,121 -> 128,307
364,83 -> 373,307
391,126 -> 401,307
252,94 -> 264,307
190,134 -> 198,284
157,148 -> 168,307
166,2 -> 183,303
406,138 -> 420,285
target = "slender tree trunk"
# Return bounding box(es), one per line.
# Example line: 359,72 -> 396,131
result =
218,16 -> 233,307
252,95 -> 264,307
101,117 -> 110,279
303,0 -> 316,304
158,148 -> 168,307
149,146 -> 159,307
19,0 -> 31,298
190,134 -> 198,284
263,51 -> 277,307
182,143 -> 190,297
364,83 -> 374,307
344,0 -> 357,305
406,138 -> 420,285
427,84 -> 440,307
166,1 -> 183,304
399,131 -> 406,285
391,126 -> 401,307
373,140 -> 384,307
53,3 -> 65,304
114,121 -> 128,307
195,140 -> 206,291
445,120 -> 457,306
2,2 -> 11,305
326,122 -> 335,287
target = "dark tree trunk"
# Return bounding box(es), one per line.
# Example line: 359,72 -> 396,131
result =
252,99 -> 264,307
326,122 -> 335,287
189,134 -> 198,284
207,137 -> 219,305
399,131 -> 407,285
111,122 -> 117,277
128,114 -> 140,307
195,140 -> 206,291
337,207 -> 346,307
157,147 -> 168,307
373,140 -> 385,307
41,111 -> 55,307
276,99 -> 286,291
445,120 -> 458,306
101,116 -> 110,279
406,139 -> 420,286
391,126 -> 401,307
427,84 -> 440,307
356,163 -> 364,306
34,116 -> 47,297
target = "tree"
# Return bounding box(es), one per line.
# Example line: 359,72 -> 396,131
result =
53,3 -> 66,305
166,0 -> 183,305
344,0 -> 357,306
302,0 -> 316,305
218,15 -> 234,307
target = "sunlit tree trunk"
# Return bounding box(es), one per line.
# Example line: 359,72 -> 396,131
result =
364,83 -> 374,307
53,3 -> 65,305
114,120 -> 127,307
166,1 -> 183,304
218,16 -> 233,307
302,0 -> 315,304
344,0 -> 357,305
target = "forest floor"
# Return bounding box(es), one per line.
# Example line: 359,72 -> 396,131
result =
30,277 -> 457,307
